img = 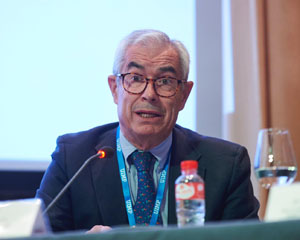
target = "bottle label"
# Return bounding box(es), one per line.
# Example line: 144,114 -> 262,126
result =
175,182 -> 205,200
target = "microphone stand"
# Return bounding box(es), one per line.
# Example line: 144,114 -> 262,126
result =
43,149 -> 111,215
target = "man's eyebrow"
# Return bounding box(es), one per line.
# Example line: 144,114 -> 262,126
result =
127,61 -> 144,70
159,66 -> 177,75
127,62 -> 177,75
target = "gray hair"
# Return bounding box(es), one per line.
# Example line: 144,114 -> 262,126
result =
112,29 -> 190,80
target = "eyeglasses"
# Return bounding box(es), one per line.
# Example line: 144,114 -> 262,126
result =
116,73 -> 186,98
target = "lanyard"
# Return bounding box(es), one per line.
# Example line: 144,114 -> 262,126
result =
116,126 -> 170,227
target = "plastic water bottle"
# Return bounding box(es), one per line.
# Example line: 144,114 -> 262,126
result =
175,160 -> 205,227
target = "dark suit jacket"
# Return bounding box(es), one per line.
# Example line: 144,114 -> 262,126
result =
36,123 -> 259,232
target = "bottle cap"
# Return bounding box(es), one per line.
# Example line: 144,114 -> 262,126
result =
181,160 -> 198,170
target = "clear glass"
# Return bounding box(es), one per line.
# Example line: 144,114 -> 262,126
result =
254,128 -> 298,189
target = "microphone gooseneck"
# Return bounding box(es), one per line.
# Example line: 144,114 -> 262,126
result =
43,146 -> 114,215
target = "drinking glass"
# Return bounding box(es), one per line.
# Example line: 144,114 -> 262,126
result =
254,128 -> 298,189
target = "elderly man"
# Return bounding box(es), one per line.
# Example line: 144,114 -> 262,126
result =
36,29 -> 259,232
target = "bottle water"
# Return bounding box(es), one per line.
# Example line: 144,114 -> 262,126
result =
175,160 -> 205,227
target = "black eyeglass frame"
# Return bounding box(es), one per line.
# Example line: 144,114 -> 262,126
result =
116,72 -> 187,98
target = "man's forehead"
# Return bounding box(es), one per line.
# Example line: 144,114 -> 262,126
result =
122,45 -> 180,75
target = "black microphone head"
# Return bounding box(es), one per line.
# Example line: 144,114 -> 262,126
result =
97,146 -> 115,158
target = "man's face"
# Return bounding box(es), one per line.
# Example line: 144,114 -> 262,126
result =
108,44 -> 193,150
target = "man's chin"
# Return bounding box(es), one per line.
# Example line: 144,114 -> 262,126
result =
134,127 -> 159,136
135,125 -> 172,140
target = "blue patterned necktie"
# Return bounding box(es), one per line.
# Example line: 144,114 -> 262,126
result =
129,150 -> 162,225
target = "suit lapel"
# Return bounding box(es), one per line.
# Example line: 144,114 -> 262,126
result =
89,128 -> 129,226
168,126 -> 205,224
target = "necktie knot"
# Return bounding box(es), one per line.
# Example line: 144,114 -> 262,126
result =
130,151 -> 154,172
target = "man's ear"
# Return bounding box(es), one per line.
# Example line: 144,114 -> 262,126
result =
108,75 -> 118,104
178,81 -> 193,111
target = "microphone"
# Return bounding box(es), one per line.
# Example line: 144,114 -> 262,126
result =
43,146 -> 114,215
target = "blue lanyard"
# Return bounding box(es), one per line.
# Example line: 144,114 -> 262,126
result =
116,126 -> 170,227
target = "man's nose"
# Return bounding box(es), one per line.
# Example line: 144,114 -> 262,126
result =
141,79 -> 158,101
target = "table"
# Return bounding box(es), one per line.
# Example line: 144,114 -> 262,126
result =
15,219 -> 300,240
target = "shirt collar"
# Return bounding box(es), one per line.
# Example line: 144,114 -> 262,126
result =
119,130 -> 172,171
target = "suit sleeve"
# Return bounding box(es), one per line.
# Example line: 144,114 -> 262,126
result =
36,137 -> 74,231
222,146 -> 260,220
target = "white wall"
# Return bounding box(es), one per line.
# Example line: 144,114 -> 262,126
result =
0,0 -> 196,170
196,0 -> 223,138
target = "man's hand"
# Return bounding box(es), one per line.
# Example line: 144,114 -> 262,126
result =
86,225 -> 112,234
